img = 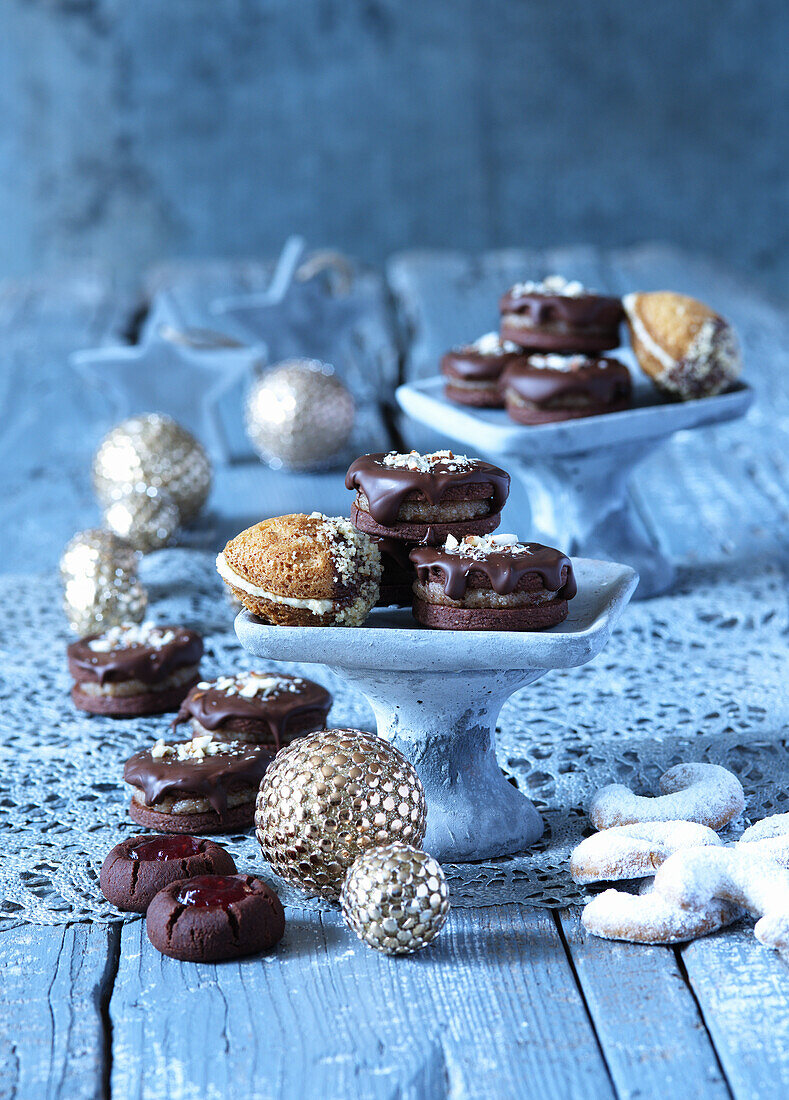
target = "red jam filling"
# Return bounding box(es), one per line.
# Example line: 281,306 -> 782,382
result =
176,875 -> 252,909
130,835 -> 205,862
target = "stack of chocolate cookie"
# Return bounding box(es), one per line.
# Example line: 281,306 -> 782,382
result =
498,275 -> 631,423
345,449 -> 511,606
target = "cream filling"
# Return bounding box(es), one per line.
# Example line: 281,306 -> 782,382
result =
623,294 -> 676,373
216,552 -> 335,614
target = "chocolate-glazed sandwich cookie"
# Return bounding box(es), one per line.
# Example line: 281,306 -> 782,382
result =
100,834 -> 237,913
499,276 -> 624,353
68,621 -> 203,717
441,332 -> 525,408
124,735 -> 273,834
410,533 -> 576,631
173,671 -> 332,750
502,354 -> 632,424
346,450 -> 510,544
147,874 -> 285,962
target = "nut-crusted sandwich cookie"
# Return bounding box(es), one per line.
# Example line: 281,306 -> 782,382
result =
68,621 -> 203,717
499,275 -> 624,353
410,533 -> 576,631
217,512 -> 381,627
346,450 -> 510,544
623,291 -> 742,400
173,671 -> 332,749
441,332 -> 525,408
124,735 -> 273,834
147,874 -> 285,962
100,834 -> 237,913
502,354 -> 632,424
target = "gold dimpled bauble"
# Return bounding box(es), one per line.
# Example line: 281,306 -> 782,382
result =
244,360 -> 355,471
255,729 -> 427,899
340,843 -> 450,955
59,528 -> 148,635
102,490 -> 181,553
92,414 -> 211,526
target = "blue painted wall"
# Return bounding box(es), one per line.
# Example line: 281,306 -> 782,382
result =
0,0 -> 786,294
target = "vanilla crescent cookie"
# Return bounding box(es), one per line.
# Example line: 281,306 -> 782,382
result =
736,813 -> 789,868
570,821 -> 722,885
582,878 -> 741,945
589,763 -> 745,832
654,847 -> 789,953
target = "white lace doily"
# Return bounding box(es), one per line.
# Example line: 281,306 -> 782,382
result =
1,549 -> 786,927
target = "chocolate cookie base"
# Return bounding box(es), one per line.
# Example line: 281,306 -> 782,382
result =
412,595 -> 568,631
129,798 -> 256,835
505,397 -> 631,425
146,875 -> 285,962
351,500 -> 501,544
100,836 -> 237,913
71,676 -> 200,718
443,381 -> 504,408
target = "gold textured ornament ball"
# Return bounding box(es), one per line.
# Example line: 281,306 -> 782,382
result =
102,490 -> 181,553
244,360 -> 355,471
92,414 -> 211,525
255,728 -> 427,899
59,528 -> 148,635
340,843 -> 450,955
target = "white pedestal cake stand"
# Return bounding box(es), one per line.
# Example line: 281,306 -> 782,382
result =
235,558 -> 638,863
396,372 -> 753,599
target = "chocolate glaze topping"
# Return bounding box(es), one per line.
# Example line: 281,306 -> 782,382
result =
124,742 -> 272,819
499,290 -> 624,330
410,543 -> 577,602
502,357 -> 631,407
441,347 -> 524,382
172,675 -> 331,750
68,628 -> 203,686
345,453 -> 511,527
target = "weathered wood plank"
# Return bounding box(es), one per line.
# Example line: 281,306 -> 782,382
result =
110,904 -> 614,1100
559,909 -> 730,1100
681,927 -> 789,1100
0,923 -> 117,1100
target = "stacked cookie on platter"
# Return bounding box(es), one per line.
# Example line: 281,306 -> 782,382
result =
441,273 -> 743,420
217,448 -> 578,628
571,761 -> 789,954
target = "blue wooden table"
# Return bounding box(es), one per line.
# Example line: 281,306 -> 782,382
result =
1,246 -> 788,1100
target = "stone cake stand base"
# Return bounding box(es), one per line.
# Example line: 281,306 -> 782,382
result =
396,373 -> 753,599
235,558 -> 637,863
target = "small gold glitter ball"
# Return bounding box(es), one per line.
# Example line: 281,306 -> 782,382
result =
59,528 -> 147,635
92,414 -> 211,525
255,728 -> 427,900
102,490 -> 181,553
340,843 -> 450,955
244,360 -> 355,471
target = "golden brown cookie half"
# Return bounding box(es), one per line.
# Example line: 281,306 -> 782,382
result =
623,291 -> 741,400
217,512 -> 381,627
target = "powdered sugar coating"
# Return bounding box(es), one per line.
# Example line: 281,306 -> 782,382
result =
736,812 -> 789,869
590,762 -> 745,832
570,821 -> 722,885
582,880 -> 740,945
654,847 -> 789,952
